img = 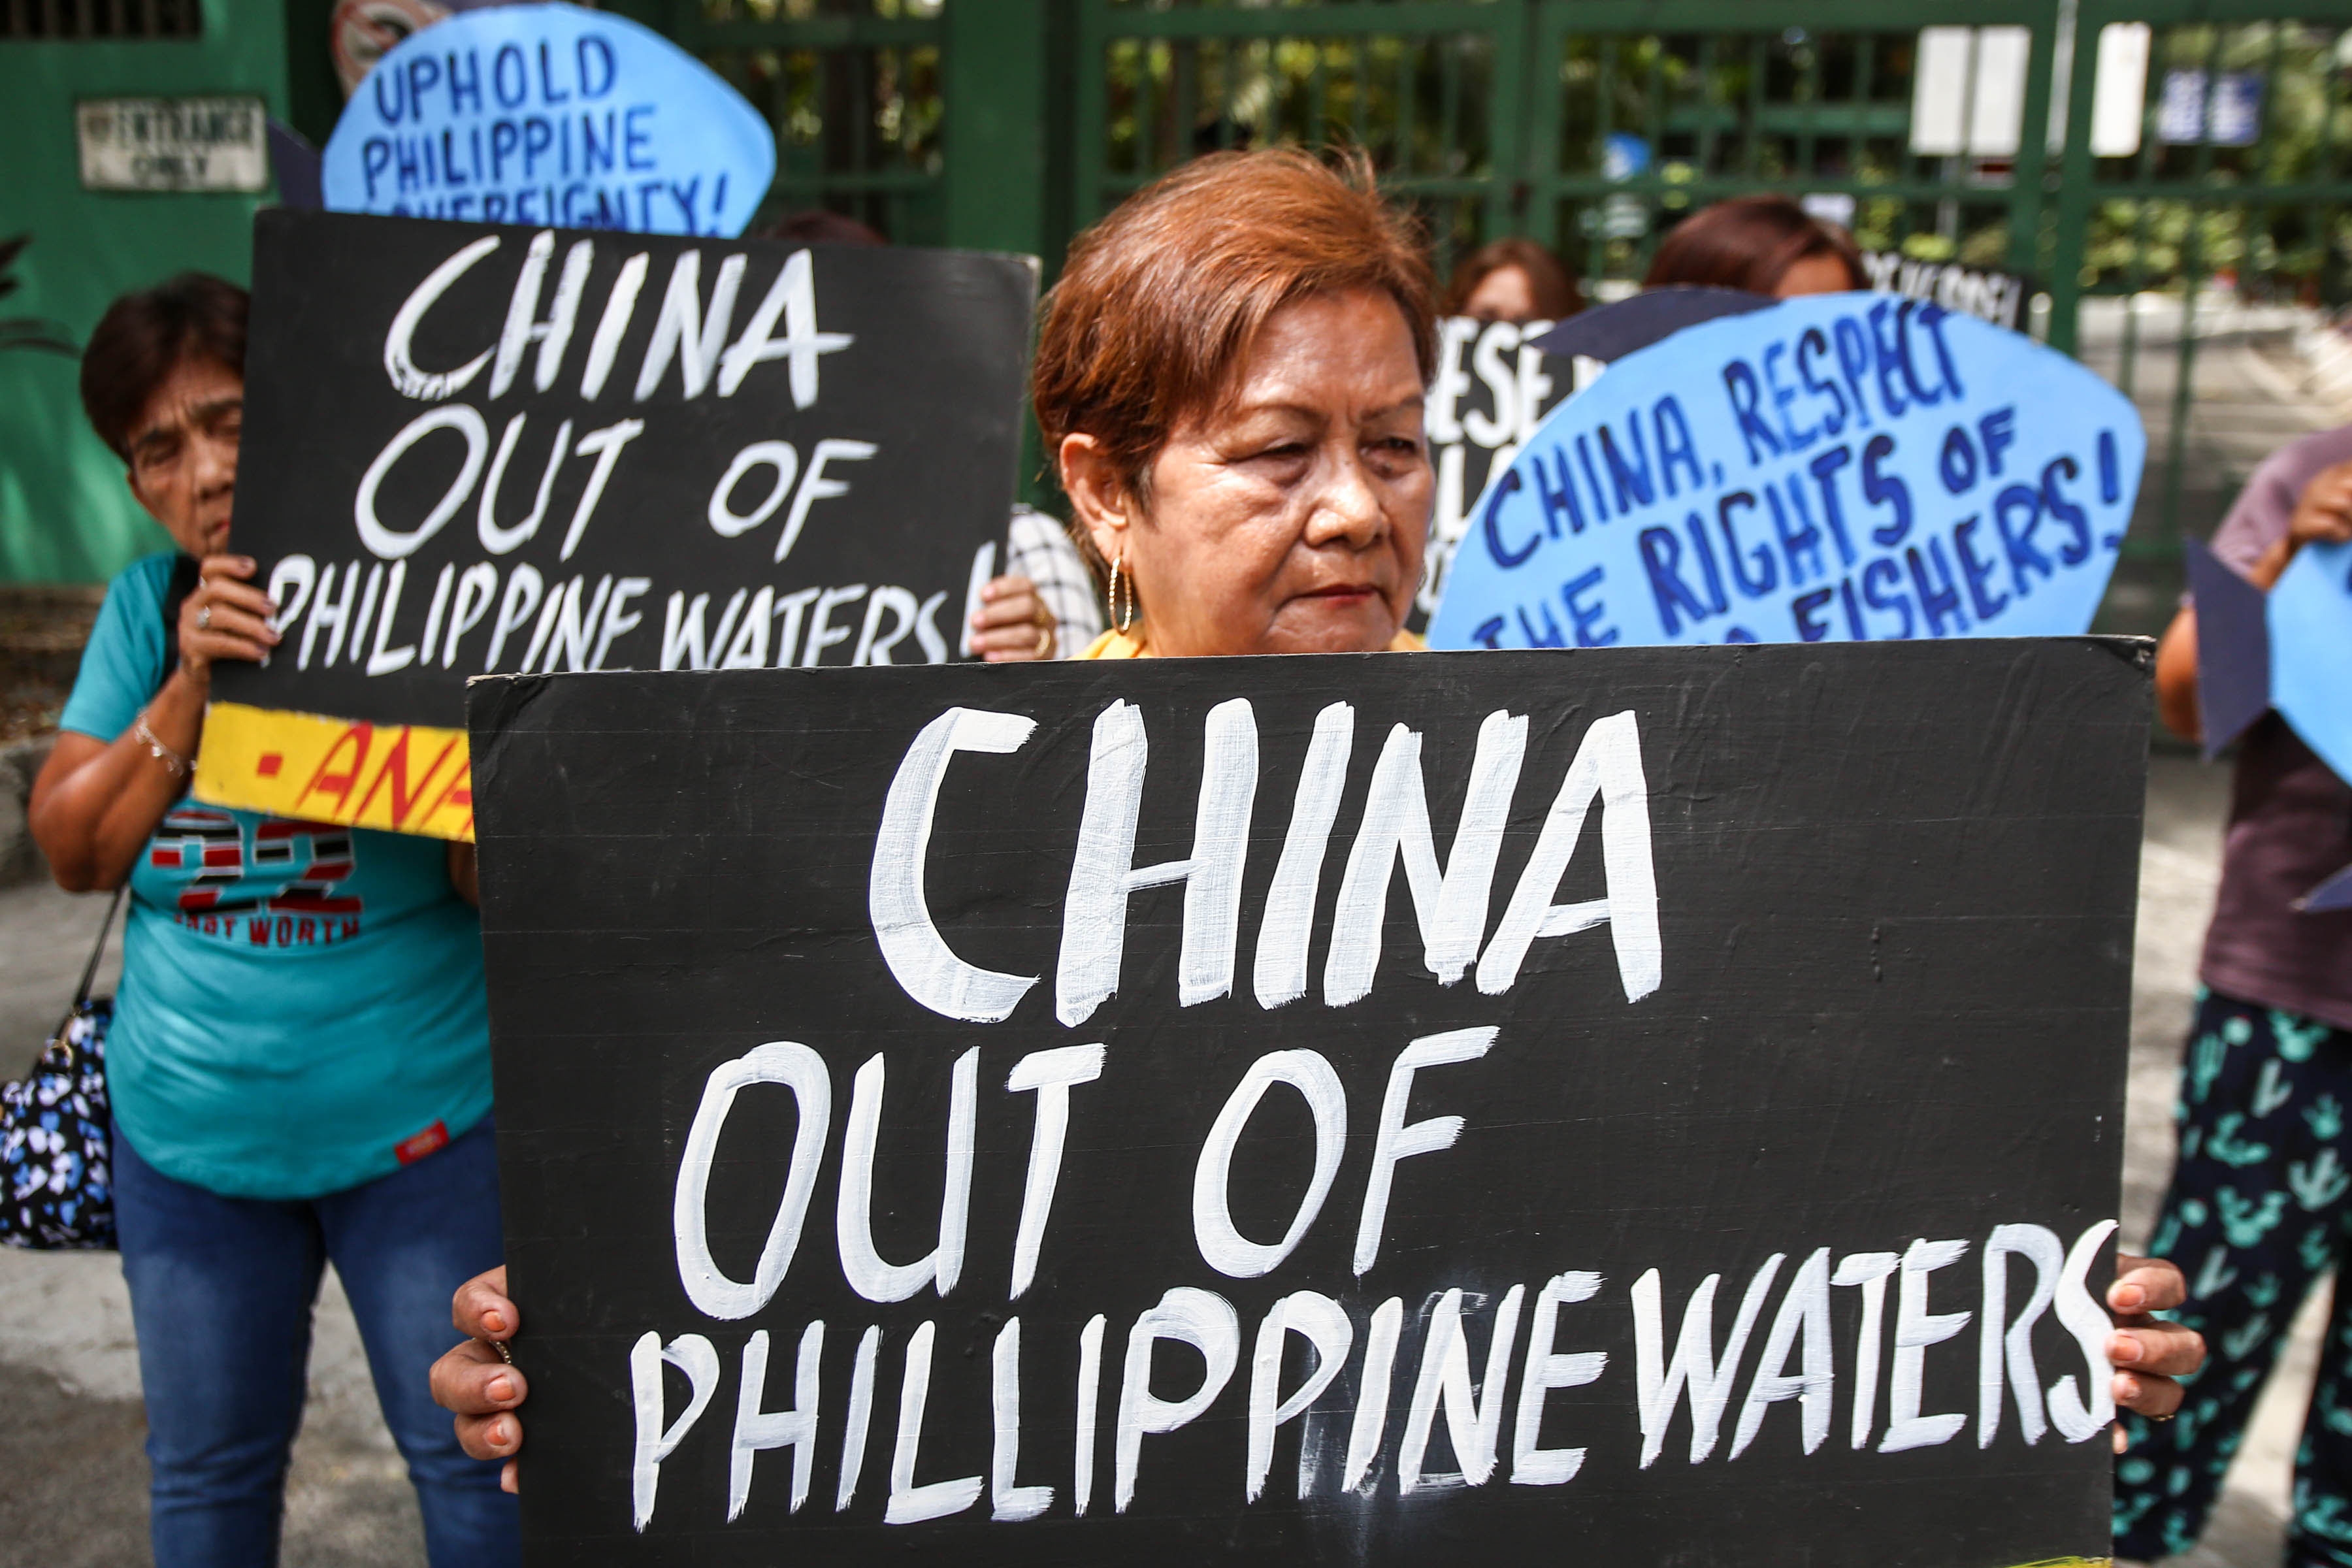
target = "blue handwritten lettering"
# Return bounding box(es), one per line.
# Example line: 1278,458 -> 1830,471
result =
578,35 -> 617,98
1979,405 -> 2017,476
1862,557 -> 1915,638
1862,433 -> 1911,546
1530,448 -> 1581,538
1797,327 -> 1848,437
1516,601 -> 1568,647
1722,359 -> 1782,466
2043,455 -> 2093,565
1895,299 -> 1940,408
448,48 -> 481,116
408,53 -> 444,122
1599,420 -> 1655,512
1806,446 -> 1859,567
494,43 -> 529,108
1918,303 -> 1965,400
1482,469 -> 1535,568
1654,396 -> 1704,497
1906,537 -> 1968,636
1562,567 -> 1618,646
1791,587 -> 1835,642
1938,423 -> 1978,495
1718,491 -> 1775,598
1832,316 -> 1875,430
1992,482 -> 2052,597
538,41 -> 572,105
1766,482 -> 1825,588
1869,301 -> 1909,420
1639,527 -> 1714,636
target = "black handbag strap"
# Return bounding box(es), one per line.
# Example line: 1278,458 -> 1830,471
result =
71,883 -> 129,1013
41,883 -> 128,1068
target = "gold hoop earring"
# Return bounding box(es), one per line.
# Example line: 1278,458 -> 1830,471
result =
1111,549 -> 1136,634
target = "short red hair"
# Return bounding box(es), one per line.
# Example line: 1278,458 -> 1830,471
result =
1033,148 -> 1437,500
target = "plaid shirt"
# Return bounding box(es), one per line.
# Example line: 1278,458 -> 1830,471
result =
1004,505 -> 1105,657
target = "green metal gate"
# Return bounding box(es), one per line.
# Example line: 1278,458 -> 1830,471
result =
1520,2 -> 2059,289
1073,1 -> 1529,273
646,0 -> 2352,617
1070,1 -> 2063,289
650,0 -> 949,245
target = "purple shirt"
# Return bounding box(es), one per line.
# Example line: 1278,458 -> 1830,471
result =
2198,425 -> 2352,1030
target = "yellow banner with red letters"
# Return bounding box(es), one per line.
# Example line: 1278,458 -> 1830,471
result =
193,702 -> 476,842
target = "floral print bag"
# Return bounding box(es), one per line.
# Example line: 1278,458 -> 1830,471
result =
1,885 -> 123,1250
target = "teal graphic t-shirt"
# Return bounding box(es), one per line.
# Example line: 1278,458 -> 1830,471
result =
60,553 -> 493,1200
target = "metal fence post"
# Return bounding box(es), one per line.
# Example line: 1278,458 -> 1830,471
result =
2008,0 -> 2063,283
943,0 -> 1070,269
943,0 -> 1078,510
2044,0 -> 2106,356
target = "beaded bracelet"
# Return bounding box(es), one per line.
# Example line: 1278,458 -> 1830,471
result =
133,713 -> 190,779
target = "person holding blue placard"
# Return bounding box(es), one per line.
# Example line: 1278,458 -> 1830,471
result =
2116,429 -> 2352,1566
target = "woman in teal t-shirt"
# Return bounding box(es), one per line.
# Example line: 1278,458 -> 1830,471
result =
29,276 -> 515,1568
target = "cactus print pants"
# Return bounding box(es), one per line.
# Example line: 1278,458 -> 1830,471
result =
2114,988 -> 2352,1565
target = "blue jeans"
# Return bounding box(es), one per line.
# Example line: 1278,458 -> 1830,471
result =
114,1116 -> 519,1568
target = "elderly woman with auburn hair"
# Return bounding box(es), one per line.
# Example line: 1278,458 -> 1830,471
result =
432,147 -> 2203,1480
1041,149 -> 1437,661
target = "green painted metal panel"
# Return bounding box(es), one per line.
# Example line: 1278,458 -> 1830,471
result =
280,0 -> 342,150
1077,4 -> 1503,42
942,0 -> 1054,257
672,14 -> 941,49
0,0 -> 289,585
676,0 -> 949,244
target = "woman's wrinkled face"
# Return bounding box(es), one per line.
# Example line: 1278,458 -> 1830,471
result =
1068,288 -> 1431,657
124,355 -> 243,559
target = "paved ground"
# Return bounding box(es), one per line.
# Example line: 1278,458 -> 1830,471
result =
0,748 -> 2308,1567
0,874 -> 425,1568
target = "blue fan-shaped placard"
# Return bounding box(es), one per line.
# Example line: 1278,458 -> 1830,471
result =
1429,292 -> 2146,650
324,1 -> 775,237
2270,539 -> 2352,787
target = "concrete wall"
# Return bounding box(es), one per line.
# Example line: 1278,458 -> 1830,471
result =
0,0 -> 289,585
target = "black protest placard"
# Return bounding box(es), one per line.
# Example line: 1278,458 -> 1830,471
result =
197,208 -> 1032,838
1416,316 -> 1578,628
470,640 -> 2148,1567
1861,251 -> 2036,332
